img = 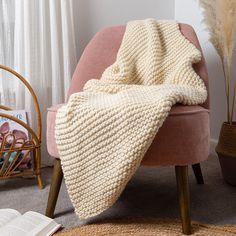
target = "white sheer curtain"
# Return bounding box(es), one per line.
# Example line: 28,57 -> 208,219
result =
0,0 -> 79,165
0,0 -> 15,107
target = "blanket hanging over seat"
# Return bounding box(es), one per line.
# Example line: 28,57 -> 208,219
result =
55,19 -> 207,219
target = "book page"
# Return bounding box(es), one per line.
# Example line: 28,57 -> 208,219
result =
0,209 -> 21,228
25,211 -> 61,236
0,211 -> 60,236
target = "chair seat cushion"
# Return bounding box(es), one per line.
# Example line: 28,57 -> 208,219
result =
47,105 -> 209,166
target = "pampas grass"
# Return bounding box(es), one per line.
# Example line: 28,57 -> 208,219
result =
199,0 -> 236,124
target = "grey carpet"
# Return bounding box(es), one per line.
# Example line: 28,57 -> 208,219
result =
0,154 -> 236,229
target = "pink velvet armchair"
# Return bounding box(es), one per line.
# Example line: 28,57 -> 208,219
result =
45,23 -> 209,235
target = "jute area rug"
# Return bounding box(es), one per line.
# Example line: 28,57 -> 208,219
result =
55,218 -> 236,236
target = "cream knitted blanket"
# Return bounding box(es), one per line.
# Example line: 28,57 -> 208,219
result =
55,19 -> 207,219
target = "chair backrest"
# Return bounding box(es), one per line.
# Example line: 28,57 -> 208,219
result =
68,24 -> 209,109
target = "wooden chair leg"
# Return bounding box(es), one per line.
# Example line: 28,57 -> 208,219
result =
175,165 -> 192,235
45,158 -> 63,218
192,163 -> 204,184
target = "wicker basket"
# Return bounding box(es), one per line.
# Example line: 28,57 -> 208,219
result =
216,122 -> 236,186
0,65 -> 43,189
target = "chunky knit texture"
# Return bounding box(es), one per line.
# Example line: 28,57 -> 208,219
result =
55,19 -> 207,219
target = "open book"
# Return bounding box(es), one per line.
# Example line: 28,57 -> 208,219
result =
0,209 -> 61,236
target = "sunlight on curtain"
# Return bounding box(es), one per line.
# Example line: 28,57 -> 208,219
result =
0,0 -> 15,107
0,0 -> 79,165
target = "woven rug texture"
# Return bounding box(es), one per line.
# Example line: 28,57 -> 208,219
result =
55,218 -> 236,236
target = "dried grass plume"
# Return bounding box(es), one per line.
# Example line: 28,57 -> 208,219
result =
199,0 -> 236,124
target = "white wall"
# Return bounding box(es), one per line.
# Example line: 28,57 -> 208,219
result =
73,0 -> 175,56
175,0 -> 236,143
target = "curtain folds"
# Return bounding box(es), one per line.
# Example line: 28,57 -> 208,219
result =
0,0 -> 15,107
0,0 -> 79,164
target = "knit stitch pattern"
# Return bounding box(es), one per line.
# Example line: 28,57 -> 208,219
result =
55,19 -> 207,219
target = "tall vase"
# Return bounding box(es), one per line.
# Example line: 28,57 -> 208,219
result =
216,122 -> 236,185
